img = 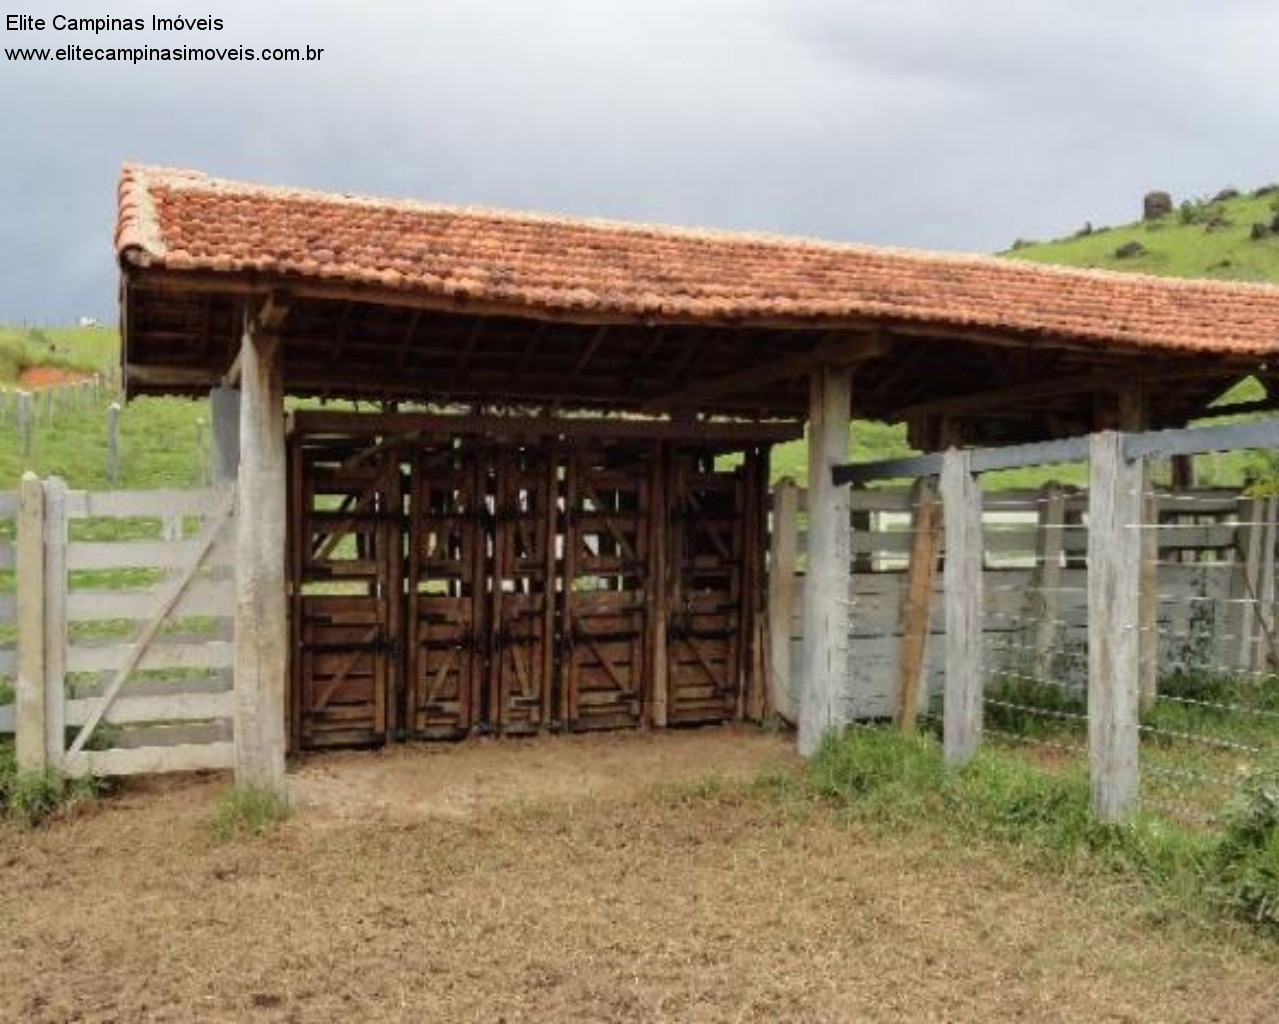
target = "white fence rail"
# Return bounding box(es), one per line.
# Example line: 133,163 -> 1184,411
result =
1,475 -> 236,778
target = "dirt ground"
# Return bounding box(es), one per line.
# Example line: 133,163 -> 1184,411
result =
2,727 -> 1278,1023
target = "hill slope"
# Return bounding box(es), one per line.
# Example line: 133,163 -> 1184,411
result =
1006,186 -> 1279,283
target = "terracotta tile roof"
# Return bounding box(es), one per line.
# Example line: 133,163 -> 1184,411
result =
117,164 -> 1279,356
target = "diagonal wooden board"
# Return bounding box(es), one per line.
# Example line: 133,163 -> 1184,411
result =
67,487 -> 237,758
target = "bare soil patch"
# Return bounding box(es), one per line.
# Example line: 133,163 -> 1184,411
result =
18,365 -> 91,389
290,725 -> 793,822
1,728 -> 1277,1022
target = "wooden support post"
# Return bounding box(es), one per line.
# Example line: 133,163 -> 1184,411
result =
42,477 -> 67,771
941,450 -> 983,768
17,391 -> 32,458
648,442 -> 669,728
106,402 -> 122,485
15,472 -> 46,774
1088,432 -> 1142,823
1117,390 -> 1158,714
1238,496 -> 1265,672
1261,496 -> 1278,670
1028,484 -> 1066,682
233,325 -> 288,794
896,474 -> 941,730
1138,481 -> 1159,712
798,365 -> 852,757
768,477 -> 800,723
209,385 -> 241,486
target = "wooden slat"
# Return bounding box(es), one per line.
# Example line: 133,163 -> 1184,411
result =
64,487 -> 231,519
64,689 -> 232,726
63,741 -> 235,778
68,538 -> 235,571
67,578 -> 234,622
66,640 -> 233,673
0,703 -> 12,733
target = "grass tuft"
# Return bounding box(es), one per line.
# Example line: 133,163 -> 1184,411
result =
208,785 -> 293,840
761,728 -> 1279,935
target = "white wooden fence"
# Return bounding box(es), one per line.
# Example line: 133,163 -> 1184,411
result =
770,482 -> 1273,724
1,475 -> 236,777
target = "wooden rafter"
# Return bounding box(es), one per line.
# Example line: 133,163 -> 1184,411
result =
645,331 -> 890,412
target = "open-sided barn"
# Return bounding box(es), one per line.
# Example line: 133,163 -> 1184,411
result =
114,164 -> 1279,789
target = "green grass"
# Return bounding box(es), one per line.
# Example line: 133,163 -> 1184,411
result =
0,737 -> 102,827
1007,188 -> 1279,283
0,325 -> 113,385
746,728 -> 1279,936
208,785 -> 293,841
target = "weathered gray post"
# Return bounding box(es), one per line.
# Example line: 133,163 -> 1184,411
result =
768,477 -> 800,722
798,366 -> 852,757
42,477 -> 67,771
233,324 -> 288,793
941,449 -> 984,768
1087,432 -> 1142,823
209,385 -> 242,485
106,402 -> 122,485
15,472 -> 46,773
17,391 -> 32,458
1026,483 -> 1066,682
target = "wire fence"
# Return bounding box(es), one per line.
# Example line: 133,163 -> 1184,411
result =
818,421 -> 1279,829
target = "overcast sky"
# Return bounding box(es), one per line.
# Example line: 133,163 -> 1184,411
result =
2,0 -> 1277,323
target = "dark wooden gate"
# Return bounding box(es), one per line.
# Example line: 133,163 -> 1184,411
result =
488,444 -> 559,733
289,438 -> 404,749
561,446 -> 653,730
405,442 -> 486,739
666,450 -> 747,724
288,416 -> 778,751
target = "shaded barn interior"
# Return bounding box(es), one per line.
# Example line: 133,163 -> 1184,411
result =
114,166 -> 1279,767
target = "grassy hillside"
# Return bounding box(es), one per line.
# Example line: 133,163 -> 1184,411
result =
1007,186 -> 1279,282
0,325 -> 115,384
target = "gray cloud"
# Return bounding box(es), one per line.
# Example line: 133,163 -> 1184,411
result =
2,0 -> 1276,322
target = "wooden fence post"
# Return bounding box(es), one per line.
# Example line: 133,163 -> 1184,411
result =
233,324 -> 288,793
798,365 -> 852,757
896,474 -> 941,730
1028,483 -> 1066,682
43,477 -> 67,771
1088,432 -> 1142,823
1237,495 -> 1264,672
15,472 -> 46,773
106,402 -> 122,485
768,478 -> 800,722
1138,478 -> 1159,712
17,391 -> 32,458
941,449 -> 983,768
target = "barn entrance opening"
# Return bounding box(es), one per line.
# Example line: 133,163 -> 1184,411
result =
286,413 -> 785,751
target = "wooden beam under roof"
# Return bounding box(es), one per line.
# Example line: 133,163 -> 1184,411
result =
645,332 -> 890,413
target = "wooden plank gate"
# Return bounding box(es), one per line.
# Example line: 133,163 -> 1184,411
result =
286,419 -> 773,751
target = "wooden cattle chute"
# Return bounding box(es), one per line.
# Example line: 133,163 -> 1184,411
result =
285,412 -> 788,750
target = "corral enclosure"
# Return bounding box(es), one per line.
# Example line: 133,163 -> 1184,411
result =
774,483 -> 1272,719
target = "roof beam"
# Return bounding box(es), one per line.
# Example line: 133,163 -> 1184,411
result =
645,332 -> 890,413
900,372 -> 1130,420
